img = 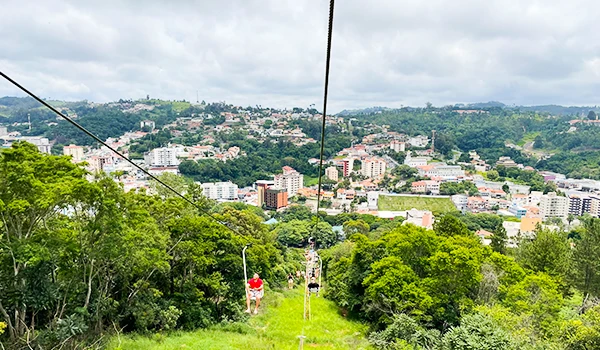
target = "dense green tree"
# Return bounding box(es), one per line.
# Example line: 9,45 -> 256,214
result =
490,223 -> 507,254
572,218 -> 600,302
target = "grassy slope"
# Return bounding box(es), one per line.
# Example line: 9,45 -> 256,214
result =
378,194 -> 455,213
108,289 -> 371,350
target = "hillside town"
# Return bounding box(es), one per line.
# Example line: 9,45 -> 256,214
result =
3,102 -> 598,249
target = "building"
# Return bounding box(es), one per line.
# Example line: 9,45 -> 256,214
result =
539,192 -> 568,220
265,188 -> 288,209
144,147 -> 180,166
496,156 -> 518,168
140,120 -> 156,130
589,196 -> 600,218
325,166 -> 339,182
411,181 -> 426,193
452,194 -> 468,211
404,152 -> 429,167
274,166 -> 303,197
341,159 -> 354,177
508,204 -> 527,218
361,157 -> 387,178
568,194 -> 592,216
201,181 -> 239,201
63,144 -> 84,162
408,135 -> 429,148
255,180 -> 273,207
14,137 -> 51,154
417,164 -> 465,178
390,140 -> 406,152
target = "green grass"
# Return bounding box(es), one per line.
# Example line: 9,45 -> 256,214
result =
107,289 -> 371,350
304,176 -> 319,187
378,194 -> 455,213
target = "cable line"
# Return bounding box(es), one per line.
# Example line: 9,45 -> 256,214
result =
314,0 -> 335,221
0,70 -> 239,235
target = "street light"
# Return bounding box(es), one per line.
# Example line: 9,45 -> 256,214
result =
242,244 -> 251,289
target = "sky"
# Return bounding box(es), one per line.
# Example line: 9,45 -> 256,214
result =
1,0 -> 600,113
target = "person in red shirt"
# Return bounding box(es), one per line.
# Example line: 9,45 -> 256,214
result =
246,273 -> 264,314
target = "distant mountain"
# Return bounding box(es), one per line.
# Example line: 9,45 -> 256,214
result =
464,101 -> 506,108
337,101 -> 600,117
336,106 -> 392,116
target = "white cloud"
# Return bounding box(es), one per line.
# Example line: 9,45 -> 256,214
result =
1,0 -> 600,112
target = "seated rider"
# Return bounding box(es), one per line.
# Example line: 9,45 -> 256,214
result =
246,273 -> 264,314
307,276 -> 320,297
287,273 -> 294,289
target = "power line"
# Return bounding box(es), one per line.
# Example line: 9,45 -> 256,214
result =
0,70 -> 238,235
315,0 -> 335,230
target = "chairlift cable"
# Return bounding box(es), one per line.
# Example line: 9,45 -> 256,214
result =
314,0 -> 335,227
0,70 -> 240,236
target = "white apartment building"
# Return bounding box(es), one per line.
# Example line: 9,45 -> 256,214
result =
325,166 -> 339,182
539,192 -> 568,220
274,166 -> 304,196
408,135 -> 430,148
201,181 -> 239,201
144,147 -> 181,166
16,137 -> 51,154
361,157 -> 387,178
390,140 -> 406,152
63,144 -> 84,162
590,196 -> 600,217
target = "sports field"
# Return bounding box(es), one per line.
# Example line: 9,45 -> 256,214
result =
378,194 -> 456,213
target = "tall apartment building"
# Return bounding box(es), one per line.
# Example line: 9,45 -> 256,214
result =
361,157 -> 387,178
201,181 -> 238,201
539,192 -> 568,220
144,147 -> 180,167
63,144 -> 84,162
20,137 -> 51,154
390,140 -> 406,152
589,196 -> 600,217
568,194 -> 592,216
325,166 -> 339,182
341,159 -> 354,177
265,188 -> 288,209
274,166 -> 303,197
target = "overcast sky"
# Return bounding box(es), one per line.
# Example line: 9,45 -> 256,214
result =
1,0 -> 600,112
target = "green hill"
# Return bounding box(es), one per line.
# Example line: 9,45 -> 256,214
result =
108,289 -> 371,350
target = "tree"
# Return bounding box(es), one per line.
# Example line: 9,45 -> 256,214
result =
442,313 -> 513,350
487,170 -> 499,181
517,228 -> 571,282
533,135 -> 544,149
274,220 -> 310,246
567,213 -> 575,227
433,215 -> 472,237
343,220 -> 370,236
501,184 -> 510,195
490,223 -> 507,254
573,218 -> 600,303
503,273 -> 563,332
0,142 -> 88,340
588,110 -> 597,120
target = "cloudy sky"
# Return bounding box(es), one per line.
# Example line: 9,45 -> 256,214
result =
1,0 -> 600,112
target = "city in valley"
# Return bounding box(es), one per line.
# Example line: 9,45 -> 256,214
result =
1,98 -> 598,248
